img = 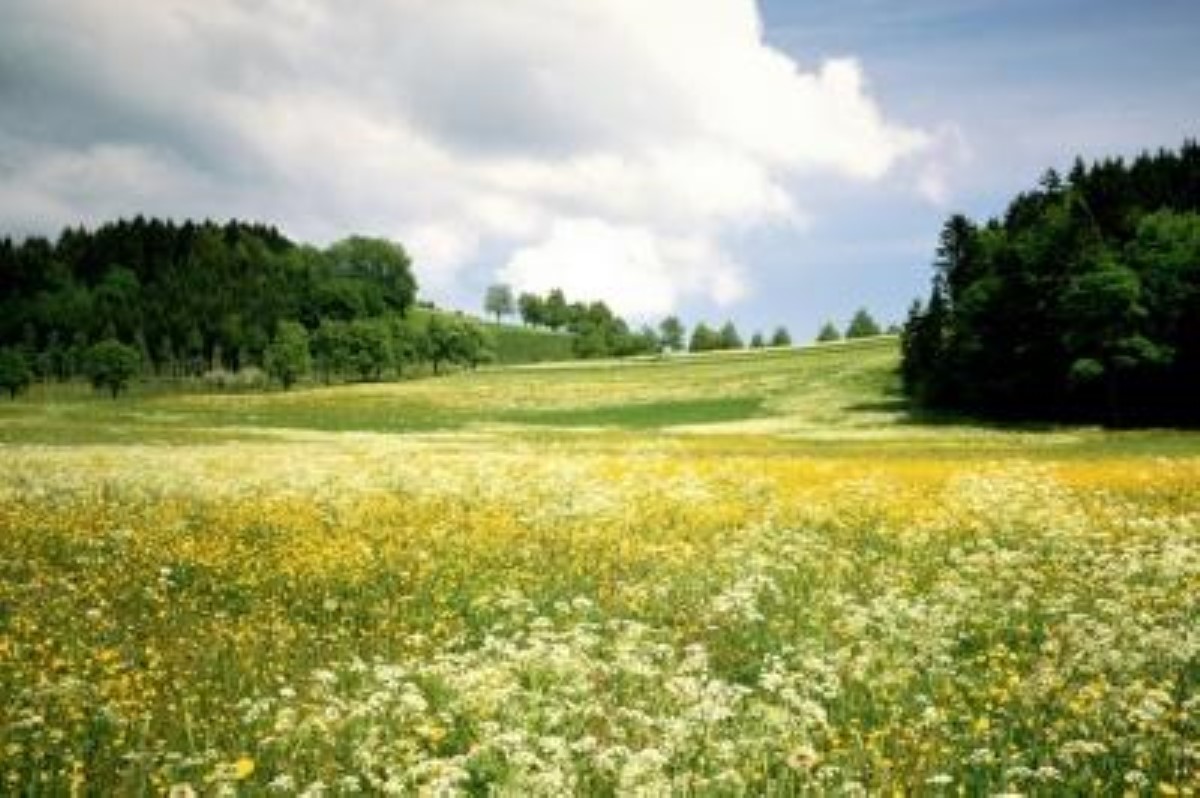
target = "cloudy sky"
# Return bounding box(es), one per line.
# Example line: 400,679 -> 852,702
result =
2,1 -> 1197,336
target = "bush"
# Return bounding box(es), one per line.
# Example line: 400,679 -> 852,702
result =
85,340 -> 141,398
0,348 -> 32,399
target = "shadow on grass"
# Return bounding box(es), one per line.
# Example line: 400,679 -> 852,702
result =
501,396 -> 767,430
841,395 -> 1067,433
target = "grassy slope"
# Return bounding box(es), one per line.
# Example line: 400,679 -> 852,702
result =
414,306 -> 577,365
483,321 -> 576,364
2,336 -> 1197,458
3,338 -> 1199,794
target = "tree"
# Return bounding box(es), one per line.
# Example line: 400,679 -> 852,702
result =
484,283 -> 516,323
771,326 -> 793,347
689,322 -> 718,352
718,321 -> 743,350
0,347 -> 32,399
901,141 -> 1200,423
343,318 -> 392,381
543,289 -> 569,331
427,314 -> 491,374
658,316 -> 685,352
263,321 -> 310,389
816,322 -> 840,343
324,237 -> 417,313
93,266 -> 142,341
750,332 -> 765,348
634,325 -> 661,355
517,292 -> 545,327
845,308 -> 881,339
85,339 -> 141,398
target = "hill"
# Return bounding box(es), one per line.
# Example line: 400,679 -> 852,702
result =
3,335 -> 1195,457
2,335 -> 1198,794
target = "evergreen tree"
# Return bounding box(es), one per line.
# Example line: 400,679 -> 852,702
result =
845,309 -> 882,339
901,140 -> 1200,424
689,322 -> 718,352
718,321 -> 743,350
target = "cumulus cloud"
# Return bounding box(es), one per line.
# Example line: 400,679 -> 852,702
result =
500,218 -> 746,318
0,0 -> 932,316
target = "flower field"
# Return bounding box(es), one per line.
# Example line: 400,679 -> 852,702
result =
2,340 -> 1198,795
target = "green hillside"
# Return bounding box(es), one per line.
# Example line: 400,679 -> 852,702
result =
3,333 -> 1199,794
3,335 -> 1195,457
481,322 -> 576,365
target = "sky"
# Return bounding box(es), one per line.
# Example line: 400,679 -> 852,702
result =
1,1 -> 1197,338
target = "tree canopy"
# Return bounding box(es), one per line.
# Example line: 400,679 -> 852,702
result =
85,339 -> 141,398
484,283 -> 515,322
902,141 -> 1200,425
845,309 -> 881,339
0,218 -> 417,379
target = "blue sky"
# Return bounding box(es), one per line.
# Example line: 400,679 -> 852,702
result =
752,0 -> 1200,333
753,0 -> 1195,333
0,1 -> 1196,339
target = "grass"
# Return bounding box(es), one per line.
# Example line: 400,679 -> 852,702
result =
483,322 -> 577,365
1,337 -> 1198,794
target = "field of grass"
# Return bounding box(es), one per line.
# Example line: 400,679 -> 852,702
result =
483,322 -> 577,365
2,337 -> 1198,795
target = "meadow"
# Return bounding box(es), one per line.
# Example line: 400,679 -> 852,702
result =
1,337 -> 1197,795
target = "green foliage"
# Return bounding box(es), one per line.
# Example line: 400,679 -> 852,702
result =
816,322 -> 841,343
689,322 -> 719,352
0,219 -> 416,378
484,284 -> 515,322
771,326 -> 793,347
510,288 -> 656,360
718,321 -> 743,350
486,324 -> 575,365
342,319 -> 392,381
0,347 -> 32,399
517,292 -> 545,327
845,308 -> 881,339
543,289 -> 569,331
750,332 -> 765,349
324,236 -> 416,313
426,314 -> 493,374
658,316 -> 685,351
263,322 -> 311,389
902,141 -> 1200,424
84,339 -> 141,398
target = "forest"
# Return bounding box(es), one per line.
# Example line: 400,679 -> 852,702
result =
0,218 -> 809,396
0,219 -> 514,393
902,140 -> 1200,425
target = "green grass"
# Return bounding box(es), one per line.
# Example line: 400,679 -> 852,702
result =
501,396 -> 766,428
3,335 -> 1199,794
484,322 -> 577,364
2,335 -> 1198,458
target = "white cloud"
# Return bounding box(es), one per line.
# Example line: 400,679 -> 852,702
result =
0,0 -> 934,316
500,218 -> 746,319
914,124 -> 974,207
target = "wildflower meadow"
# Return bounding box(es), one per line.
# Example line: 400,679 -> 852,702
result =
2,339 -> 1197,795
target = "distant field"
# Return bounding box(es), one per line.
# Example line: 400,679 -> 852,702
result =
2,337 -> 1197,794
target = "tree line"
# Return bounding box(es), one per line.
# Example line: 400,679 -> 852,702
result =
487,284 -> 796,357
0,217 -> 493,396
814,308 -> 894,343
901,140 -> 1200,425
